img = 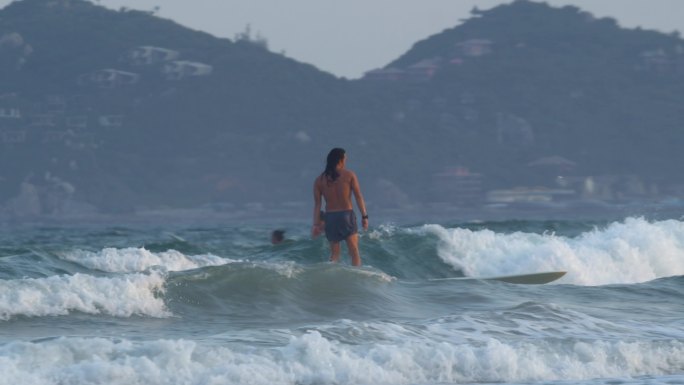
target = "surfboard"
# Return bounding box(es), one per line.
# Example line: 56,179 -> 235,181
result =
430,271 -> 566,285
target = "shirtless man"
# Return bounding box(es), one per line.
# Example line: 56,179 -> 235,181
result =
312,148 -> 368,266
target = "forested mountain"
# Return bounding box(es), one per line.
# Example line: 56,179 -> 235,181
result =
1,0 -> 683,217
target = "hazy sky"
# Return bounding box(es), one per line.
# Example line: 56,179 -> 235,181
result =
1,0 -> 683,78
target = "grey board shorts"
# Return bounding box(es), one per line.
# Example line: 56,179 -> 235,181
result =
324,210 -> 358,242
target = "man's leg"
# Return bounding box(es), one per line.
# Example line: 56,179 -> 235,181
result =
329,241 -> 341,263
345,233 -> 361,267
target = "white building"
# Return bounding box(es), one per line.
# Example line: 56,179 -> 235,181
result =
125,46 -> 180,66
78,69 -> 140,88
455,39 -> 493,57
0,108 -> 21,119
406,58 -> 442,81
30,114 -> 58,127
163,61 -> 213,80
0,129 -> 27,143
98,115 -> 124,128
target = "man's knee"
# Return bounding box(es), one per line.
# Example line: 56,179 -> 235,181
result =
345,236 -> 359,252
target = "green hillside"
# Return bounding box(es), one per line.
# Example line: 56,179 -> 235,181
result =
1,0 -> 683,217
378,1 -> 684,187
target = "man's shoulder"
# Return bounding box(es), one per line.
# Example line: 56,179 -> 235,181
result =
341,169 -> 356,177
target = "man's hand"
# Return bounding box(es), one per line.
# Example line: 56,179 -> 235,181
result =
361,217 -> 369,231
311,223 -> 324,238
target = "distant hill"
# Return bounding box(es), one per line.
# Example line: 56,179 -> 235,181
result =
1,0 -> 683,218
0,0 -> 352,213
364,0 -> 684,200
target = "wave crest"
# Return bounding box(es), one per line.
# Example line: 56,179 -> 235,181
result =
0,334 -> 681,385
421,217 -> 684,285
58,247 -> 233,273
0,272 -> 170,320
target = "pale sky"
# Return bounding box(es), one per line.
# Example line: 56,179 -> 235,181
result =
1,0 -> 683,78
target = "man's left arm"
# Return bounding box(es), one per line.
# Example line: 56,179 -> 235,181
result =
351,172 -> 368,230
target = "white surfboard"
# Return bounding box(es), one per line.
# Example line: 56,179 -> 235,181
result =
430,271 -> 566,285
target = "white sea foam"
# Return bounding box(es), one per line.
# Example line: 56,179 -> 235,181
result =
368,224 -> 398,240
420,217 -> 684,285
0,272 -> 169,320
59,247 -> 232,273
0,333 -> 681,385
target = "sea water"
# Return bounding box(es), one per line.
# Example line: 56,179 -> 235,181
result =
0,217 -> 682,385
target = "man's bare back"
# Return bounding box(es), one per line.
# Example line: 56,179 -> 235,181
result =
315,169 -> 356,212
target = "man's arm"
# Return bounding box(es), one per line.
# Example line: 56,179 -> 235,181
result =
350,172 -> 368,230
312,177 -> 324,237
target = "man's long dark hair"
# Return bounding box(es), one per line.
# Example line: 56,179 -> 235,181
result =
323,148 -> 345,182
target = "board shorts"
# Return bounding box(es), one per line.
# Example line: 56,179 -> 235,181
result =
324,210 -> 358,242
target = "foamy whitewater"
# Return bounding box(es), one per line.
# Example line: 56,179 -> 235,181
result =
0,217 -> 682,385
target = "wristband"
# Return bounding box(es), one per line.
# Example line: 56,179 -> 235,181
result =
362,214 -> 369,220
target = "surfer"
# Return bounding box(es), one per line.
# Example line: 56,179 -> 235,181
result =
312,148 -> 368,266
271,229 -> 286,244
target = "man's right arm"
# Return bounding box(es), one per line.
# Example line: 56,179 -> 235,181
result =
312,177 -> 324,237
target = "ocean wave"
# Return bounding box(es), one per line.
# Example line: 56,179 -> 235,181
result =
167,262 -> 395,314
171,261 -> 394,287
419,217 -> 684,285
0,272 -> 169,320
57,247 -> 234,273
0,334 -> 681,385
0,261 -> 396,321
161,261 -> 402,324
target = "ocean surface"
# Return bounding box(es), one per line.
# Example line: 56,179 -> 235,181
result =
0,216 -> 682,385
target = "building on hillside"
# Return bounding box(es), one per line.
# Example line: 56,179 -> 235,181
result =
0,129 -> 27,144
362,67 -> 405,81
675,45 -> 684,73
0,93 -> 23,119
0,107 -> 21,119
78,69 -> 140,88
42,130 -> 70,144
584,175 -> 657,202
45,95 -> 66,114
406,58 -> 442,81
0,94 -> 24,130
639,49 -> 670,72
125,46 -> 180,66
65,132 -> 99,150
528,155 -> 577,182
163,61 -> 213,80
30,114 -> 58,127
98,115 -> 124,128
486,187 -> 575,204
455,39 -> 493,57
430,166 -> 484,205
65,115 -> 88,129
549,174 -> 659,203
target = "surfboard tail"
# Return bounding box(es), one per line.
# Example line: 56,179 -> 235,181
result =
486,271 -> 567,284
430,271 -> 567,285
